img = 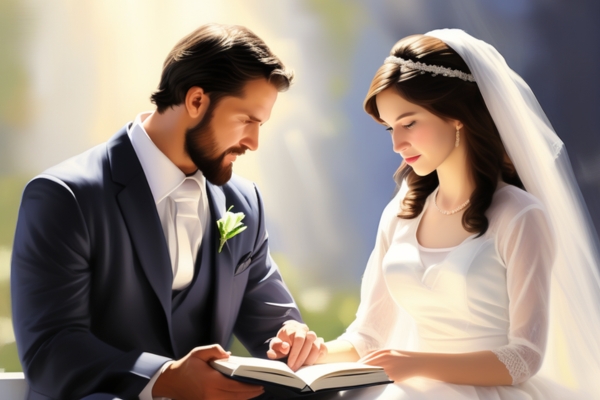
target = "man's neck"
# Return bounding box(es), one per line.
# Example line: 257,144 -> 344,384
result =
143,109 -> 197,175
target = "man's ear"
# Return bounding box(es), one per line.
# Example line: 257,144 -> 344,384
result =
185,86 -> 210,119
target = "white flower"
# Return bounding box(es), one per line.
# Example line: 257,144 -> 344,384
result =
216,206 -> 247,253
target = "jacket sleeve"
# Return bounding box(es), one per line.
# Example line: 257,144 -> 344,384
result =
11,177 -> 170,399
231,184 -> 303,356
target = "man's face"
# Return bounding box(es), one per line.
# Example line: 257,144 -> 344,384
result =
185,78 -> 278,185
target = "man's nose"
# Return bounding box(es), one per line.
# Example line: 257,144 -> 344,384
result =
241,124 -> 259,151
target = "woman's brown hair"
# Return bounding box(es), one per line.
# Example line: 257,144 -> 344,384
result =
364,35 -> 522,236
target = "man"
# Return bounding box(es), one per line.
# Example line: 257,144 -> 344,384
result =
11,23 -> 325,399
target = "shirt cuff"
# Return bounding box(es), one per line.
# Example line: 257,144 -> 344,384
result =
139,360 -> 174,400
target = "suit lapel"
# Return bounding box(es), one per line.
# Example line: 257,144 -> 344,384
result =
205,183 -> 237,345
108,129 -> 173,326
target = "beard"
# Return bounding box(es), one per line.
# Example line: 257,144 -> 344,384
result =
184,107 -> 247,186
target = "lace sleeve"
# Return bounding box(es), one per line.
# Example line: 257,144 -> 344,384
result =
492,203 -> 555,384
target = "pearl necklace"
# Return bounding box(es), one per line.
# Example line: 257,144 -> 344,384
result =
434,190 -> 470,215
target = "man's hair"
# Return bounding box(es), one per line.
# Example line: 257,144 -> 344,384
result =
150,23 -> 293,113
363,34 -> 523,237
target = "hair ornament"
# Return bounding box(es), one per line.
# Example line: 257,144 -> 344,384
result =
384,55 -> 475,82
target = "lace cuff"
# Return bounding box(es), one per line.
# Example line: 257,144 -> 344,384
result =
492,345 -> 541,384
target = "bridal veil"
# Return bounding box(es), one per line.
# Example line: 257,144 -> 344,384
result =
425,29 -> 600,397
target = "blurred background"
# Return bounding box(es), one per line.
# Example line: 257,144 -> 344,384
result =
1,0 -> 599,371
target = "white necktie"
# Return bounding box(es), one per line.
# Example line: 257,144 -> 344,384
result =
171,178 -> 202,290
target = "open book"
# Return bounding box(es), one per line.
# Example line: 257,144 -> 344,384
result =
211,355 -> 392,393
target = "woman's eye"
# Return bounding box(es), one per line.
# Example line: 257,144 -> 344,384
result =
385,127 -> 393,133
403,121 -> 415,129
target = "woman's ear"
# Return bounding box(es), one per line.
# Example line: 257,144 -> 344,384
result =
185,86 -> 210,119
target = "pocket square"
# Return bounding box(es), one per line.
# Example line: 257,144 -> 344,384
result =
235,253 -> 253,275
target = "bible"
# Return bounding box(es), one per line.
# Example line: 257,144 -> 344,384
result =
211,355 -> 392,394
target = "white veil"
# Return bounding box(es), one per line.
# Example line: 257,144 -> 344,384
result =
425,29 -> 600,395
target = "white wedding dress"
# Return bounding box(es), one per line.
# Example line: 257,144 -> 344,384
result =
332,183 -> 581,399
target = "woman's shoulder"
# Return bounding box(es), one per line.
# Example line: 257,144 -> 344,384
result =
487,183 -> 547,230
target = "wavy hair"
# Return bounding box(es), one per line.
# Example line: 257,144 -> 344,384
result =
364,35 -> 522,236
151,23 -> 293,113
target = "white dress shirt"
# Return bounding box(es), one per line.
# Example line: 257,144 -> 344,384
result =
128,112 -> 209,289
128,112 -> 208,399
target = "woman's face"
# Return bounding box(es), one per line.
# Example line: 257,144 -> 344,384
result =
375,87 -> 462,176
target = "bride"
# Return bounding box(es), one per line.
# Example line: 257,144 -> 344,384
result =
314,29 -> 600,399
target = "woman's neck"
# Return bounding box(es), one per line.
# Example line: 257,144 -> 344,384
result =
435,149 -> 475,210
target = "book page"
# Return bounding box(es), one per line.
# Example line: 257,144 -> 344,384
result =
295,362 -> 386,385
212,356 -> 306,389
221,356 -> 296,376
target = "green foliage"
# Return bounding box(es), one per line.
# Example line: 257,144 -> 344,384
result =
0,0 -> 30,127
0,341 -> 20,372
0,176 -> 28,372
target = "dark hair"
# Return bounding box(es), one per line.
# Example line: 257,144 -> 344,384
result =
364,35 -> 523,236
150,23 -> 293,113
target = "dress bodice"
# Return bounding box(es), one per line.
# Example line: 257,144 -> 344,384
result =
383,196 -> 510,353
340,184 -> 556,388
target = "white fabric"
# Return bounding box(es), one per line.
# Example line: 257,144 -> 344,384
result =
339,186 -> 576,398
170,178 -> 202,289
128,113 -> 208,399
417,244 -> 453,272
138,361 -> 173,400
428,28 -> 600,396
127,112 -> 209,290
339,28 -> 600,399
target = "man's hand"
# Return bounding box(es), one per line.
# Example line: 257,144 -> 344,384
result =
153,344 -> 264,400
266,320 -> 327,371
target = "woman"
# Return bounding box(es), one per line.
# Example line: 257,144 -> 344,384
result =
315,29 -> 600,399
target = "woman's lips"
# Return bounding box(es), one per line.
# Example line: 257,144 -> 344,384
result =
404,155 -> 421,164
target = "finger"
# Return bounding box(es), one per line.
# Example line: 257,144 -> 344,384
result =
275,326 -> 293,344
361,354 -> 388,366
358,349 -> 386,363
193,344 -> 230,362
304,337 -> 325,366
287,329 -> 307,370
267,338 -> 290,359
291,331 -> 317,370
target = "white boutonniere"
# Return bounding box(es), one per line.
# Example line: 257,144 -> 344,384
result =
217,205 -> 247,253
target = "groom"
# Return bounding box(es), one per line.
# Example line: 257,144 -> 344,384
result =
11,23 -> 324,399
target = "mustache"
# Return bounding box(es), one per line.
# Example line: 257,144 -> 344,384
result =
226,146 -> 249,157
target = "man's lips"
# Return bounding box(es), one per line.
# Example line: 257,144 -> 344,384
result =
225,148 -> 247,163
404,155 -> 421,164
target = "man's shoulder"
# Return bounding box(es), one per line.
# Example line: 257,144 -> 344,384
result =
28,127 -> 130,195
41,142 -> 109,183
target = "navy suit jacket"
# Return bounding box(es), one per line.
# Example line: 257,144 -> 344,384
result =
11,127 -> 301,399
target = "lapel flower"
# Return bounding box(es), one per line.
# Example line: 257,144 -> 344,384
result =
217,205 -> 247,253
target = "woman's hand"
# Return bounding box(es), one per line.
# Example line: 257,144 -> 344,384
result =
360,349 -> 419,382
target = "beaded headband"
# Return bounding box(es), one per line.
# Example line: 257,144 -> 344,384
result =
384,56 -> 476,82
